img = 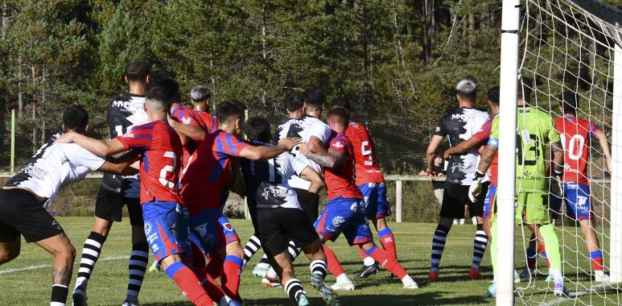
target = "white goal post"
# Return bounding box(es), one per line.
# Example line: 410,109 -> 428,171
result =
498,0 -> 622,304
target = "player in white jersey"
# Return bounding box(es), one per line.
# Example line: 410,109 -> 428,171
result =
249,93 -> 332,279
0,105 -> 136,306
241,117 -> 336,306
423,79 -> 490,281
72,61 -> 151,306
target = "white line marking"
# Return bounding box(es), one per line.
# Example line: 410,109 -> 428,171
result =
0,255 -> 129,275
538,283 -> 619,306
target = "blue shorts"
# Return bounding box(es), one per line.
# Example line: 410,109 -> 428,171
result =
142,201 -> 183,262
314,197 -> 372,246
358,183 -> 391,220
483,185 -> 497,219
563,183 -> 592,221
184,208 -> 220,255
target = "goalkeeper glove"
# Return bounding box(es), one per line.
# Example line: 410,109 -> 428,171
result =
468,171 -> 486,203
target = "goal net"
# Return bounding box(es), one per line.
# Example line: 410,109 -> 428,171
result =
511,0 -> 622,304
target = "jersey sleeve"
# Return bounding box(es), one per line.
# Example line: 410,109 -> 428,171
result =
214,132 -> 249,157
329,135 -> 349,155
65,144 -> 106,171
433,115 -> 447,137
488,117 -> 500,148
471,119 -> 492,143
547,116 -> 561,144
115,124 -> 153,151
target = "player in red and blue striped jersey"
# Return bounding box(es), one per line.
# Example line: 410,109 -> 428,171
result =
302,107 -> 418,291
58,87 -> 214,306
553,91 -> 612,282
169,101 -> 299,304
331,101 -> 400,278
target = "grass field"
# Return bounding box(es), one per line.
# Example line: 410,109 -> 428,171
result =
1,217 -> 620,306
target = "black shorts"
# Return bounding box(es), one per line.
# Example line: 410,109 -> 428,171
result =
256,207 -> 319,256
95,187 -> 143,225
0,189 -> 64,243
440,182 -> 487,219
293,188 -> 319,224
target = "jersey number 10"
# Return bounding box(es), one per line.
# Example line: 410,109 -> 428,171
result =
560,134 -> 585,161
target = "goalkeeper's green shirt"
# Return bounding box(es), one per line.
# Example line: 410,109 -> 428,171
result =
490,106 -> 560,192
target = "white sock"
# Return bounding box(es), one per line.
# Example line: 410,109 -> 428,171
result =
363,257 -> 375,266
336,273 -> 350,283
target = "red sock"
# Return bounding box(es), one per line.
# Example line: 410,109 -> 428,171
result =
378,227 -> 397,261
368,246 -> 407,279
222,255 -> 242,301
165,262 -> 213,306
322,245 -> 345,277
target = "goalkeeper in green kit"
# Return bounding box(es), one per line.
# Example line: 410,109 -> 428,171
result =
470,82 -> 566,297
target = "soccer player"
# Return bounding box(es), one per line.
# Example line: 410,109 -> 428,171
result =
470,82 -> 566,297
250,93 -> 332,279
330,101 -> 399,278
72,61 -> 151,306
59,87 -> 215,306
552,91 -> 612,282
0,105 -> 136,306
443,86 -> 500,239
423,79 -> 490,281
240,117 -> 337,306
303,107 -> 418,291
169,101 -> 300,304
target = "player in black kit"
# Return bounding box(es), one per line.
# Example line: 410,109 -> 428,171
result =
72,61 -> 151,306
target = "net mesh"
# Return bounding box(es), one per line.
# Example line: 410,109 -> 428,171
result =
514,0 -> 622,304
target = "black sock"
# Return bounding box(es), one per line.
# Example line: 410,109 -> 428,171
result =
310,259 -> 328,279
51,284 -> 68,305
74,231 -> 106,293
287,240 -> 302,261
127,242 -> 148,301
243,234 -> 262,265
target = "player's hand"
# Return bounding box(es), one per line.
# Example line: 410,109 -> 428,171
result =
468,171 -> 486,203
167,114 -> 179,128
55,131 -> 76,144
442,150 -> 452,160
278,137 -> 301,151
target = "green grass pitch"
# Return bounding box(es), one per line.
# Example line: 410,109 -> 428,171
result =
0,217 -> 618,305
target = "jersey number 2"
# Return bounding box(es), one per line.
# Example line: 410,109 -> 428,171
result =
159,151 -> 177,188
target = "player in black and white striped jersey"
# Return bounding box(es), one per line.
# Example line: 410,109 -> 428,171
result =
0,105 -> 137,306
72,61 -> 151,306
240,117 -> 337,306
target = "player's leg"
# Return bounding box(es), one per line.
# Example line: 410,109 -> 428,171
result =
354,183 -> 380,278
352,226 -> 417,289
72,188 -> 118,305
242,200 -> 263,266
272,252 -> 309,306
373,183 -> 398,262
314,201 -> 355,291
567,184 -> 606,280
219,216 -> 244,302
37,233 -> 76,306
124,198 -> 149,306
429,182 -> 459,281
143,202 -> 213,306
469,183 -> 489,280
0,221 -> 21,265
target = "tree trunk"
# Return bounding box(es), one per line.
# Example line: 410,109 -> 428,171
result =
31,65 -> 36,153
40,66 -> 46,145
260,5 -> 267,108
17,55 -> 22,118
1,0 -> 7,40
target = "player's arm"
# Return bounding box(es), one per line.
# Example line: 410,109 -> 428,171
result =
98,160 -> 138,176
443,136 -> 487,160
303,144 -> 347,169
425,135 -> 443,175
57,131 -> 127,157
306,136 -> 328,155
550,141 -> 564,176
238,138 -> 299,160
593,129 -> 613,173
299,165 -> 325,194
477,143 -> 497,175
168,115 -> 206,142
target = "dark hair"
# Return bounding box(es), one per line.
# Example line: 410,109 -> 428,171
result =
125,61 -> 151,82
286,95 -> 304,112
153,77 -> 180,103
217,100 -> 245,123
487,86 -> 500,105
63,104 -> 89,132
457,90 -> 476,101
145,86 -> 171,111
327,106 -> 349,125
245,117 -> 272,143
305,88 -> 325,108
561,90 -> 579,114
